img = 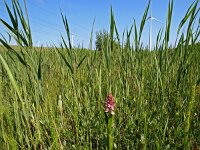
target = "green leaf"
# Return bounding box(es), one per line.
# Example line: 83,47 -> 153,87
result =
57,48 -> 73,74
133,19 -> 138,51
0,38 -> 27,66
77,55 -> 87,69
110,6 -> 115,51
89,18 -> 95,50
0,54 -> 22,101
38,48 -> 42,80
139,0 -> 150,41
4,0 -> 18,30
61,11 -> 72,50
60,34 -> 71,59
177,0 -> 198,35
165,0 -> 174,49
114,23 -> 120,44
0,33 -> 8,43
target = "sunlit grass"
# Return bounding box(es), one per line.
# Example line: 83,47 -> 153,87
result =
0,0 -> 199,149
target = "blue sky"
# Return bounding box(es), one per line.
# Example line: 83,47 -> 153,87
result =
0,0 -> 199,48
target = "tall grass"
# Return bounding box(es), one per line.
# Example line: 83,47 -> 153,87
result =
0,0 -> 199,149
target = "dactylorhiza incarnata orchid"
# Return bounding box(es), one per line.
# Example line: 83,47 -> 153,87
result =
105,93 -> 115,115
105,93 -> 115,150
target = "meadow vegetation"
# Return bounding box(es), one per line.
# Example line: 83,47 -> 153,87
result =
0,0 -> 199,149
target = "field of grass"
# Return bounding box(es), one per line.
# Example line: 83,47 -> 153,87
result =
0,0 -> 200,149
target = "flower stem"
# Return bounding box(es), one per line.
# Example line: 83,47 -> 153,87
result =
106,115 -> 114,150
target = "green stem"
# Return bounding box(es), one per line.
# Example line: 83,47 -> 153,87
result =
106,115 -> 114,150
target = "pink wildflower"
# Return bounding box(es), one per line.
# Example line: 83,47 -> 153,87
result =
105,93 -> 115,115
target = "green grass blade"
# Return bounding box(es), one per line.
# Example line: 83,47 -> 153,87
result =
0,54 -> 22,101
0,33 -> 8,43
0,38 -> 27,66
165,0 -> 174,49
61,11 -> 72,50
133,19 -> 138,51
89,18 -> 95,50
60,34 -> 72,59
139,0 -> 150,41
57,47 -> 73,74
114,23 -> 120,44
4,0 -> 18,30
37,47 -> 42,80
177,0 -> 198,35
77,55 -> 87,69
110,6 -> 115,51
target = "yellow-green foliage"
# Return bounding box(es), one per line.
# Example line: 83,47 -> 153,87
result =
0,0 -> 199,149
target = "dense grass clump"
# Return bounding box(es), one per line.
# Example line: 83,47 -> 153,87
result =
0,0 -> 199,149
